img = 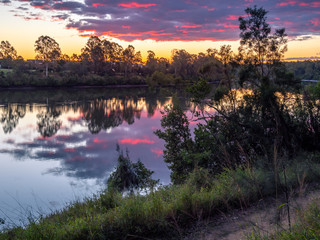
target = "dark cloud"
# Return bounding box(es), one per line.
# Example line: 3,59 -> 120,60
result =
5,0 -> 320,41
0,0 -> 11,4
52,1 -> 85,11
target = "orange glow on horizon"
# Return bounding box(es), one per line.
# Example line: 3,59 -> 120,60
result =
1,9 -> 319,62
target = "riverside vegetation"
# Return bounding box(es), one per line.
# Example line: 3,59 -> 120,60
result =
1,6 -> 320,239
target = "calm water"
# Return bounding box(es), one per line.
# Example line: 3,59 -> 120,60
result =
0,87 -> 195,228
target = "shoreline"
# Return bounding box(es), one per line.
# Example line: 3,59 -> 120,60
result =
0,84 -> 149,91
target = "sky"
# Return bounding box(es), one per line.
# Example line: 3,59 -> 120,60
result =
0,0 -> 320,60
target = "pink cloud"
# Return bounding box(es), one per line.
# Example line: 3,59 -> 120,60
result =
118,2 -> 157,8
310,18 -> 320,26
151,148 -> 163,157
181,24 -> 202,28
120,138 -> 155,145
92,3 -> 106,7
93,138 -> 108,144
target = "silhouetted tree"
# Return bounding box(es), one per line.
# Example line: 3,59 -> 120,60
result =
34,35 -> 61,77
171,49 -> 195,80
81,36 -> 105,74
238,6 -> 287,86
0,41 -> 17,60
108,148 -> 158,192
122,45 -> 138,78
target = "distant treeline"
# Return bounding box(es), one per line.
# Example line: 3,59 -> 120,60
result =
0,36 -> 319,88
286,60 -> 320,80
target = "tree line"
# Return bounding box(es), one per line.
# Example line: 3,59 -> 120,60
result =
0,35 -> 238,86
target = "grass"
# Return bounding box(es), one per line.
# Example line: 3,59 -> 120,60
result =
1,154 -> 320,239
247,201 -> 320,240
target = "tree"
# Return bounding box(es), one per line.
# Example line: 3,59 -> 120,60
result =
81,36 -> 105,74
238,6 -> 288,86
171,49 -> 195,80
103,40 -> 123,62
0,41 -> 17,60
34,35 -> 61,77
154,104 -> 194,184
122,45 -> 137,78
107,148 -> 158,193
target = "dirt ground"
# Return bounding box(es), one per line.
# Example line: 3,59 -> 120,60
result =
184,187 -> 320,240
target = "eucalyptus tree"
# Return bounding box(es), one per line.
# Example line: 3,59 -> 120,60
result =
238,6 -> 288,86
171,49 -> 196,80
122,45 -> 139,78
146,50 -> 157,74
0,40 -> 18,69
34,35 -> 61,77
102,40 -> 123,74
0,40 -> 17,60
81,36 -> 105,74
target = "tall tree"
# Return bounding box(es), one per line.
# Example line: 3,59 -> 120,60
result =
171,49 -> 195,79
34,35 -> 61,77
102,40 -> 123,74
81,36 -> 105,74
122,45 -> 136,78
0,41 -> 17,60
238,6 -> 287,86
146,50 -> 158,74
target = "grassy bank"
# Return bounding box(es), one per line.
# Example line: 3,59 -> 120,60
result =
1,153 -> 320,240
248,201 -> 320,240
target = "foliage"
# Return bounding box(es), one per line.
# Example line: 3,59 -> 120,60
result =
156,6 -> 320,186
146,71 -> 177,87
81,36 -> 105,74
34,36 -> 61,62
286,60 -> 320,80
2,156 -> 320,239
34,35 -> 61,77
0,40 -> 17,60
107,148 -> 159,192
238,6 -> 288,87
248,200 -> 320,240
154,104 -> 194,184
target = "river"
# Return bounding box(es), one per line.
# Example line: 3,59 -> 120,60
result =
0,87 -> 195,228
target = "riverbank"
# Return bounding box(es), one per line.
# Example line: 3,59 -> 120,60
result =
1,153 -> 320,239
185,183 -> 320,239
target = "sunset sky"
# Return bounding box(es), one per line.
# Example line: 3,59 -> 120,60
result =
1,0 -> 320,61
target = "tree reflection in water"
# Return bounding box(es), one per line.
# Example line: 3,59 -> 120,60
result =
82,98 -> 144,134
0,104 -> 26,133
0,88 -> 189,137
37,107 -> 62,138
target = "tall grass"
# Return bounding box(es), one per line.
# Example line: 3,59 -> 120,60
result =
248,201 -> 320,240
1,154 -> 320,240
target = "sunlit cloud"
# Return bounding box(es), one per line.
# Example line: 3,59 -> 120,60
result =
151,148 -> 163,157
120,138 -> 155,145
1,0 -> 319,42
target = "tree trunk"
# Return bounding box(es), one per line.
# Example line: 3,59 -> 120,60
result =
45,62 -> 48,77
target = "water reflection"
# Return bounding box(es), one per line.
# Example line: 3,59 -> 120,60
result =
4,92 -> 195,182
37,108 -> 62,138
1,88 -> 191,227
0,104 -> 26,134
